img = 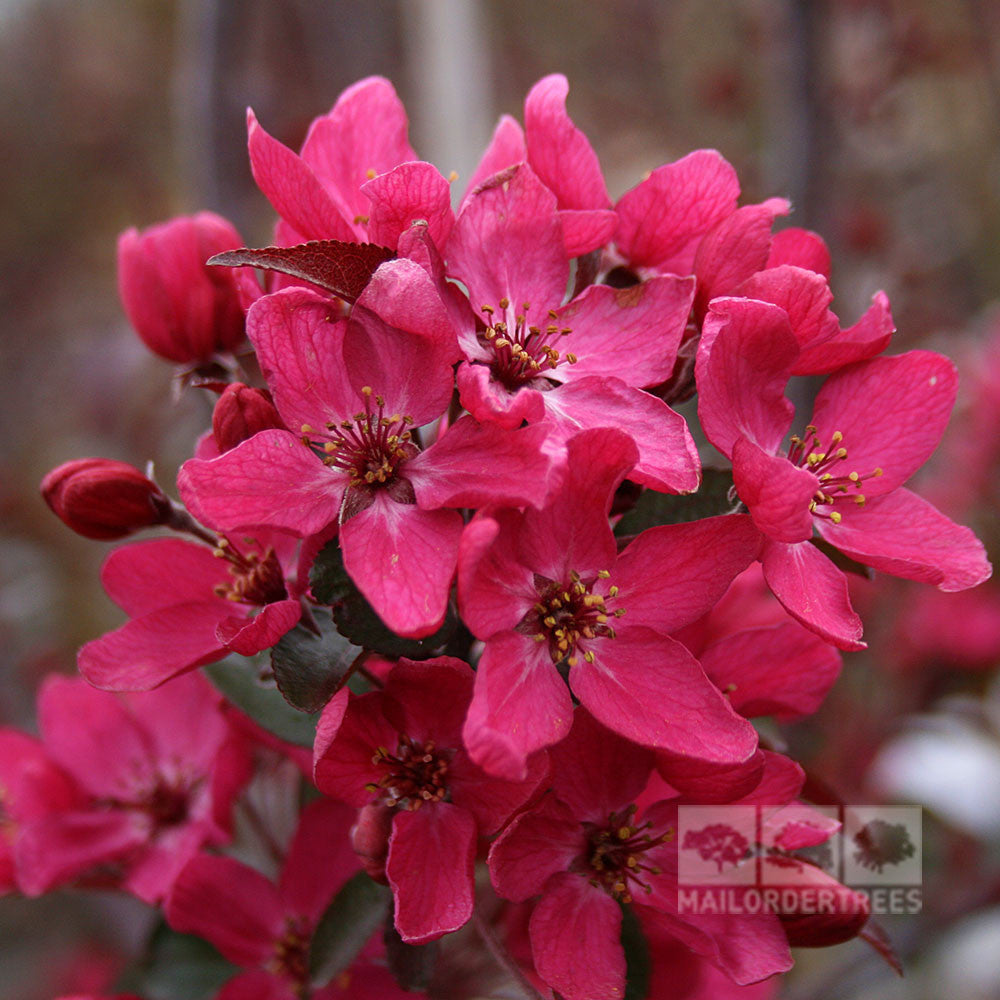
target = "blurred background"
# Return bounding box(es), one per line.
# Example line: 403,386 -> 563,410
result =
2,0 -> 1000,997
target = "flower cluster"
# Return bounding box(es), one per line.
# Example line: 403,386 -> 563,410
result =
14,75 -> 991,1000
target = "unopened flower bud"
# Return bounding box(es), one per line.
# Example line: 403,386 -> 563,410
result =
41,459 -> 171,540
212,383 -> 283,452
117,212 -> 247,363
350,801 -> 394,884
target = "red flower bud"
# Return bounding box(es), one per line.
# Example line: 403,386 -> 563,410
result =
41,459 -> 171,540
212,383 -> 283,452
117,212 -> 247,363
350,802 -> 394,884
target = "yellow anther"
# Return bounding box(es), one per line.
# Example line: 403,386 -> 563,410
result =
361,386 -> 373,397
831,431 -> 843,444
323,442 -> 337,453
855,495 -> 866,505
830,511 -> 842,524
300,424 -> 314,434
499,297 -> 510,309
494,338 -> 510,349
566,353 -> 578,364
874,467 -> 884,477
618,827 -> 632,840
448,170 -> 458,182
543,616 -> 557,628
533,633 -> 546,642
848,472 -> 860,482
481,304 -> 494,314
567,656 -> 578,666
614,608 -> 626,618
596,614 -> 608,624
608,585 -> 619,597
366,168 -> 377,179
836,447 -> 848,459
353,214 -> 369,225
597,570 -> 611,578
583,650 -> 595,663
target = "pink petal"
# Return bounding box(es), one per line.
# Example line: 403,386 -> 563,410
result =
570,628 -> 758,763
100,538 -> 230,617
553,276 -> 696,386
463,114 -> 526,203
766,227 -> 832,279
178,430 -> 341,538
656,750 -> 765,803
549,709 -> 654,821
217,598 -> 302,656
700,621 -> 842,721
299,76 -> 416,224
692,197 -> 790,320
279,798 -> 359,923
732,437 -> 817,543
542,376 -> 700,493
386,804 -> 476,944
737,750 -> 805,805
696,297 -> 798,458
447,748 -> 548,836
314,691 -> 397,807
760,538 -> 865,650
519,427 -> 637,581
78,601 -> 228,691
524,74 -> 610,211
488,797 -> 586,902
456,511 -> 538,639
15,810 -> 147,896
406,417 -> 554,510
612,514 -> 762,634
0,729 -> 80,822
530,873 -> 625,1000
340,496 -> 462,638
247,109 -> 355,242
454,360 -> 547,428
817,487 -> 991,591
165,853 -> 284,965
246,287 -> 354,433
614,150 -> 740,273
734,265 -> 837,349
361,161 -> 454,250
217,970 -> 289,1000
386,657 -> 474,747
558,209 -> 619,257
447,163 -> 568,324
793,290 -> 894,375
463,631 -> 573,781
810,350 -> 954,497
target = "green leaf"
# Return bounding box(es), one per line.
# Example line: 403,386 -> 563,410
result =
203,657 -> 319,747
309,872 -> 392,987
122,923 -> 237,1000
810,536 -> 875,580
614,468 -> 738,536
270,611 -> 362,712
309,538 -> 456,658
384,922 -> 439,991
619,902 -> 651,1000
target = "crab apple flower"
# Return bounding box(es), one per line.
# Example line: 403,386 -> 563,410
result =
458,428 -> 760,780
314,656 -> 547,944
117,212 -> 247,363
247,76 -> 455,252
489,712 -> 793,1000
77,525 -> 302,691
14,672 -> 250,904
447,162 -> 700,493
697,296 -> 991,648
41,458 -> 172,540
179,285 -> 553,638
167,799 -> 406,1000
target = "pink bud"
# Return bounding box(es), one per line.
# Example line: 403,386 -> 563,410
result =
117,212 -> 247,363
212,383 -> 283,452
351,802 -> 394,884
41,459 -> 170,540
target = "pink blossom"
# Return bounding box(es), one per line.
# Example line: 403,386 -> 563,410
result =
14,673 -> 250,903
78,527 -> 302,691
179,286 -> 553,638
488,712 -> 794,1000
314,656 -> 546,944
458,428 -> 760,780
697,296 -> 991,648
447,162 -> 700,493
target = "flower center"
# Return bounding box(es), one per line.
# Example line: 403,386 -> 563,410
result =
584,805 -> 673,903
301,386 -> 418,489
212,538 -> 288,606
479,298 -> 577,389
367,736 -> 451,810
271,918 -> 310,989
787,425 -> 883,525
524,569 -> 626,666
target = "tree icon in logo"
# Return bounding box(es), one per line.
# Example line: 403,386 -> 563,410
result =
682,823 -> 751,873
852,819 -> 916,873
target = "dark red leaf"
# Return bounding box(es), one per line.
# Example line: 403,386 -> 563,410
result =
208,241 -> 395,303
859,920 -> 904,977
